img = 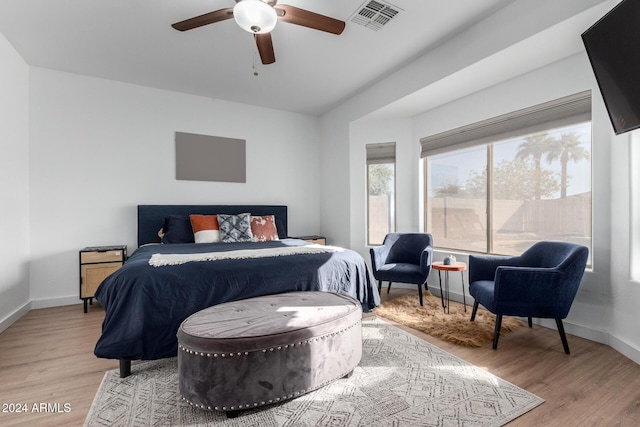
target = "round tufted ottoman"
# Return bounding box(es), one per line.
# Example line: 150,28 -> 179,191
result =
177,291 -> 362,416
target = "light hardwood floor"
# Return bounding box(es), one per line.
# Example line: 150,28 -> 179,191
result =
1,290 -> 639,426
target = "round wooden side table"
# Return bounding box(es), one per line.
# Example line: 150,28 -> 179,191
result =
432,261 -> 467,314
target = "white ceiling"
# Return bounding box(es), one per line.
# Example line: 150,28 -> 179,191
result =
0,0 -> 514,116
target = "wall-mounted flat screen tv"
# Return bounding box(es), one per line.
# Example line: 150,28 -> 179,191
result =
582,0 -> 640,135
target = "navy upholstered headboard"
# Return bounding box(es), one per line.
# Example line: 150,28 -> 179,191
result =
137,205 -> 288,247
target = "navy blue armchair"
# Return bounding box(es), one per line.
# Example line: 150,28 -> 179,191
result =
469,241 -> 589,354
370,233 -> 433,306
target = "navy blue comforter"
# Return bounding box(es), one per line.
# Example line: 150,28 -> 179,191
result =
94,239 -> 379,361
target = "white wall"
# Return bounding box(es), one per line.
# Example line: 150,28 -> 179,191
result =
28,68 -> 321,307
0,32 -> 30,330
608,117 -> 640,361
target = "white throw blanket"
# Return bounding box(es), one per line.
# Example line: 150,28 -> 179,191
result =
148,244 -> 343,267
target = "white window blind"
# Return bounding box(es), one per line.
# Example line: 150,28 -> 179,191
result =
366,142 -> 396,164
420,91 -> 591,157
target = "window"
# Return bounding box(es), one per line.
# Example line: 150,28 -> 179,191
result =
426,145 -> 487,253
367,142 -> 396,245
422,92 -> 592,263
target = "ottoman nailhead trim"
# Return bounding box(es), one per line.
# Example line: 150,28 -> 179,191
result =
180,367 -> 358,412
178,320 -> 361,357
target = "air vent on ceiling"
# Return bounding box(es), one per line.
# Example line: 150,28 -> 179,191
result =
351,0 -> 402,31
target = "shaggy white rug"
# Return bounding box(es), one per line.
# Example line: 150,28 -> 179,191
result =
85,317 -> 543,426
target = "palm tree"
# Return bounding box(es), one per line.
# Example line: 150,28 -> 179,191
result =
545,132 -> 590,199
515,133 -> 554,200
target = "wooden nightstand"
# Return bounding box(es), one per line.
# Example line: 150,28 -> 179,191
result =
295,235 -> 326,245
79,245 -> 127,313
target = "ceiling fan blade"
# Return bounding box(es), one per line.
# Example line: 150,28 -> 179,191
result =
276,5 -> 345,35
171,8 -> 234,31
255,33 -> 276,64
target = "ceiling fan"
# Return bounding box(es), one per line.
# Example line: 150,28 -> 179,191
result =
172,0 -> 346,65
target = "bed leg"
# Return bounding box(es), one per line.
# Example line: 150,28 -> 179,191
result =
119,359 -> 131,378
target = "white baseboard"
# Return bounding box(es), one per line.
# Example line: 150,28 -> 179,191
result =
535,317 -> 610,346
608,334 -> 640,365
0,296 -> 86,334
0,300 -> 31,334
30,295 -> 82,310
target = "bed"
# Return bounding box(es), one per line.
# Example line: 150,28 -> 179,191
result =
94,205 -> 380,376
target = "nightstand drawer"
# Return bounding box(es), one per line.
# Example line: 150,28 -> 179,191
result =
81,249 -> 125,264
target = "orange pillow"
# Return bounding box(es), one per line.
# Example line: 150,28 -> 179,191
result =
189,215 -> 220,243
251,215 -> 279,242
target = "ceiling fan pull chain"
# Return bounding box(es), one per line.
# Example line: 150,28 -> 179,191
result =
252,48 -> 259,76
251,36 -> 258,77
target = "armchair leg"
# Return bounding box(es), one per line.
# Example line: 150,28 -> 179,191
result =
470,301 -> 479,322
418,283 -> 423,307
387,282 -> 392,294
556,319 -> 571,354
492,315 -> 503,350
528,317 -> 533,328
377,280 -> 382,293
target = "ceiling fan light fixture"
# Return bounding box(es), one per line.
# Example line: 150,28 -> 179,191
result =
233,0 -> 278,34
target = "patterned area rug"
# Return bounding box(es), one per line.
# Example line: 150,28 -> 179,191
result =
85,317 -> 543,427
375,292 -> 524,347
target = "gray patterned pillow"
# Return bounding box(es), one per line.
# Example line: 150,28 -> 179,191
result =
217,213 -> 253,243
